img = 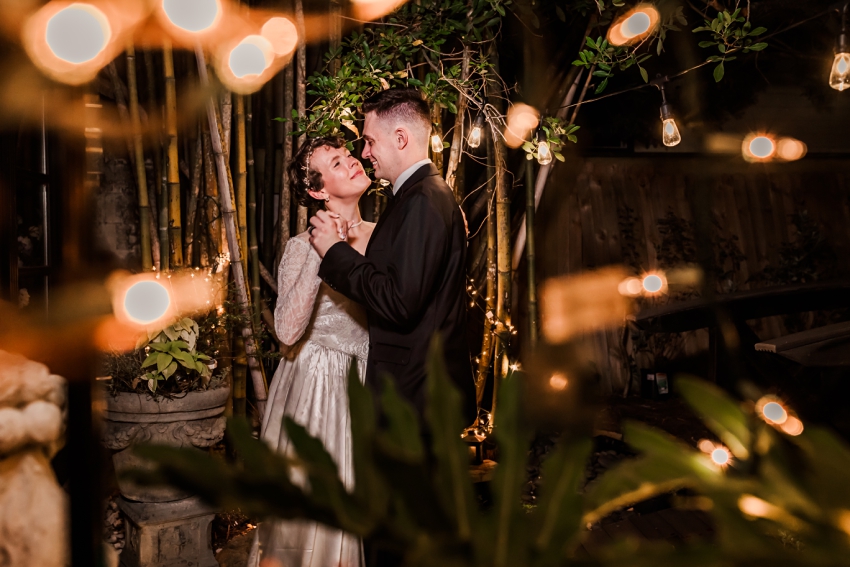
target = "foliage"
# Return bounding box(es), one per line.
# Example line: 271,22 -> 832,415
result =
692,6 -> 768,82
522,117 -> 579,163
572,6 -> 687,93
140,318 -> 212,393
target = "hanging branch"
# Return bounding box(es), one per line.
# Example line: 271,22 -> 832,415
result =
125,46 -> 152,271
184,124 -> 203,265
247,95 -> 262,328
295,0 -> 308,233
163,41 -> 183,268
444,44 -> 470,202
196,46 -> 268,417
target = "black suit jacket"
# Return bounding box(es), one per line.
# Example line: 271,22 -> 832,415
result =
318,163 -> 476,423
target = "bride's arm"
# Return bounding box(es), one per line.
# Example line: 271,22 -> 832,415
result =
275,236 -> 323,346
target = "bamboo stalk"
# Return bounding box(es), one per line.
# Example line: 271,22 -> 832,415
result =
295,0 -> 308,233
281,61 -> 294,253
262,83 -> 275,268
184,125 -> 203,265
125,46 -> 152,271
444,45 -> 470,201
221,91 -> 232,157
196,46 -> 268,416
232,334 -> 247,418
247,95 -> 262,327
236,94 -> 249,279
159,145 -> 170,270
329,0 -> 342,74
474,139 -> 497,407
163,41 -> 183,268
524,159 -> 538,346
143,49 -> 163,270
202,124 -> 221,257
272,72 -> 286,268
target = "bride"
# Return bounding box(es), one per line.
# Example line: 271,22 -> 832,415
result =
248,136 -> 375,567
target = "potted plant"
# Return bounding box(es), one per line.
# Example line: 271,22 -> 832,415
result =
99,315 -> 227,567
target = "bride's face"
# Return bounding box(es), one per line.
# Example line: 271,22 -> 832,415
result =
308,145 -> 371,202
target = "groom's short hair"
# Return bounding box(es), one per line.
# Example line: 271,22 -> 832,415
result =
362,88 -> 431,135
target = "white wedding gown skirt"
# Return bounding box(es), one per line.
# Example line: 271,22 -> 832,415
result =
248,234 -> 368,567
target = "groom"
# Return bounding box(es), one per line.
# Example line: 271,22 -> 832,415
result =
308,87 -> 476,425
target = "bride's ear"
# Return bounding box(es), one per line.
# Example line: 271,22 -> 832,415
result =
308,189 -> 327,201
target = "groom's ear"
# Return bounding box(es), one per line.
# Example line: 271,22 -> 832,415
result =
395,127 -> 409,150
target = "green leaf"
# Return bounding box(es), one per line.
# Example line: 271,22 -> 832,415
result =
554,152 -> 565,162
639,66 -> 648,83
555,6 -> 565,22
172,350 -> 196,369
718,44 -> 727,53
141,353 -> 159,368
749,26 -> 767,36
376,376 -> 424,463
157,353 -> 174,373
748,42 -> 768,51
595,78 -> 608,94
713,61 -> 725,82
677,376 -> 750,458
425,336 -> 477,542
585,36 -> 597,49
161,360 -> 178,379
698,41 -> 717,48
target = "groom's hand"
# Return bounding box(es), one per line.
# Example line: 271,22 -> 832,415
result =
309,210 -> 346,258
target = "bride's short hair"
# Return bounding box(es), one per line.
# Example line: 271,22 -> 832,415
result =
361,88 -> 430,138
288,136 -> 347,207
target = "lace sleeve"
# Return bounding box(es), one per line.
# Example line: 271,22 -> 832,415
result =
274,235 -> 323,346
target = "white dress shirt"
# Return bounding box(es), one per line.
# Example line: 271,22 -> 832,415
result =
391,158 -> 432,195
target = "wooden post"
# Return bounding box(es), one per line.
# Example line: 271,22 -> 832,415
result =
125,46 -> 152,271
196,47 -> 268,417
163,41 -> 182,267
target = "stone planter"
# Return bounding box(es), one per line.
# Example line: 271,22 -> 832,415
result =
100,386 -> 229,567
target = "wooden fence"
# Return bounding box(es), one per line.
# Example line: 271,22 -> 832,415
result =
530,155 -> 850,395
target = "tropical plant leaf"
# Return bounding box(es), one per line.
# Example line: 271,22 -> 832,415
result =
677,377 -> 750,459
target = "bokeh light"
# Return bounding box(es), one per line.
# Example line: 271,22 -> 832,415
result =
162,0 -> 221,32
622,11 -> 652,38
742,134 -> 776,161
738,495 -> 772,518
618,277 -> 643,297
229,36 -> 271,77
46,3 -> 110,64
759,399 -> 788,424
123,280 -> 170,324
776,137 -> 807,161
710,447 -> 731,466
549,372 -> 569,391
504,103 -> 540,148
642,273 -> 665,293
261,17 -> 298,56
698,439 -> 715,453
350,0 -> 410,22
780,415 -> 804,436
607,4 -> 660,46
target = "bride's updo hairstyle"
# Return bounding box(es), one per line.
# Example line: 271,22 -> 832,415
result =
288,136 -> 347,207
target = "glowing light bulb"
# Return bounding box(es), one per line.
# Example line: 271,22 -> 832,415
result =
537,140 -> 553,165
468,114 -> 485,148
431,133 -> 444,153
46,4 -> 110,64
607,4 -> 659,46
622,11 -> 652,38
228,36 -> 271,78
123,280 -> 170,323
711,447 -> 731,466
162,0 -> 220,33
261,17 -> 298,56
662,118 -> 681,147
830,53 -> 850,91
549,372 -> 569,391
757,397 -> 788,424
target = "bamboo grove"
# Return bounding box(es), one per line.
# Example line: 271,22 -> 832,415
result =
104,0 -> 769,425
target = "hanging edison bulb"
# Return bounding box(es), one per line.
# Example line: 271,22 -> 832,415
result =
658,82 -> 681,147
536,128 -> 553,165
831,4 -> 850,91
468,113 -> 485,148
431,133 -> 444,153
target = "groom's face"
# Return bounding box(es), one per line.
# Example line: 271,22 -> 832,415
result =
361,112 -> 396,182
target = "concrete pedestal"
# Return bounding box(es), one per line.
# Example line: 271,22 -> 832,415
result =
118,497 -> 218,567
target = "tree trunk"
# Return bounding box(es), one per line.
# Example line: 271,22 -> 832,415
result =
163,41 -> 182,268
125,47 -> 152,271
295,0 -> 308,233
444,44 -> 470,202
474,138 -> 497,408
196,47 -> 268,417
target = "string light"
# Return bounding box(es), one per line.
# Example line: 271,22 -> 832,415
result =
123,280 -> 171,324
742,133 -> 776,162
45,4 -> 111,64
431,129 -> 444,154
536,126 -> 553,166
608,4 -> 660,46
467,112 -> 484,148
831,3 -> 850,91
656,79 -> 682,147
161,0 -> 221,33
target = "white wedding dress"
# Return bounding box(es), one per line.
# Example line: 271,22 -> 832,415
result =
247,232 -> 367,567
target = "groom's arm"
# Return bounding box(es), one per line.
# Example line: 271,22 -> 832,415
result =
318,192 -> 449,329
